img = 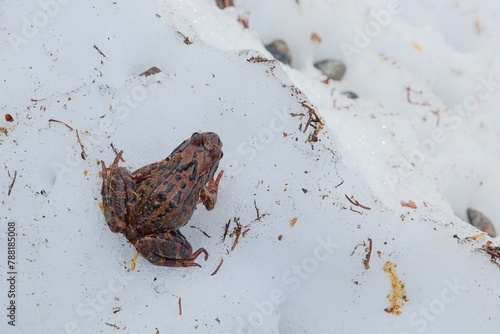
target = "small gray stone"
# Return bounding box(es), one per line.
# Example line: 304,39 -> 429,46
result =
314,59 -> 346,80
467,208 -> 497,237
264,39 -> 292,65
341,91 -> 358,99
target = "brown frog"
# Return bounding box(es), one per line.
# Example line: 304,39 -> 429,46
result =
100,132 -> 223,267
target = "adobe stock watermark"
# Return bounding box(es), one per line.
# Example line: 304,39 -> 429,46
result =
225,106 -> 292,177
51,77 -> 157,178
236,235 -> 339,333
400,278 -> 467,334
8,0 -> 72,52
340,0 -> 404,60
53,257 -> 135,334
384,74 -> 499,190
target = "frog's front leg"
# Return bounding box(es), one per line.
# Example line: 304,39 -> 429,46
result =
199,170 -> 224,210
135,230 -> 208,267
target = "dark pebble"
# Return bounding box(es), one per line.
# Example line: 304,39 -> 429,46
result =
264,39 -> 292,65
467,208 -> 497,237
314,59 -> 346,80
341,91 -> 358,99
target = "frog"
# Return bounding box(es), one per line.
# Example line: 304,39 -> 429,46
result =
100,132 -> 223,267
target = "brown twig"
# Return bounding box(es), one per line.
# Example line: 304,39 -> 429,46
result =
75,130 -> 87,160
7,170 -> 17,196
254,199 -> 262,221
345,194 -> 371,210
48,118 -> 74,131
230,218 -> 242,251
109,143 -> 125,162
176,31 -> 193,45
406,86 -> 432,108
105,323 -> 120,329
482,247 -> 500,257
350,207 -> 362,215
363,238 -> 373,270
93,44 -> 106,57
189,225 -> 211,238
301,101 -> 325,142
254,199 -> 261,220
481,241 -> 500,268
178,297 -> 182,316
350,242 -> 366,256
211,258 -> 224,276
222,219 -> 231,242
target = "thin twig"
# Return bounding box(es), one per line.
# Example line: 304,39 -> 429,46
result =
48,119 -> 74,131
178,297 -> 182,316
231,218 -> 242,251
211,258 -> 224,276
350,242 -> 365,256
93,44 -> 106,57
363,238 -> 373,270
176,31 -> 193,45
110,143 -> 125,162
301,101 -> 325,142
350,207 -> 362,215
7,170 -> 17,196
345,194 -> 371,210
222,219 -> 231,242
254,199 -> 262,221
75,130 -> 87,160
189,225 -> 211,238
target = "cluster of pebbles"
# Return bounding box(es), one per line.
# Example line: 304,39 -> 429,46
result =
264,39 -> 357,99
263,39 -> 497,237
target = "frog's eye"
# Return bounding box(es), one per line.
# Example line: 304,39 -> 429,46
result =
209,148 -> 222,159
191,133 -> 204,146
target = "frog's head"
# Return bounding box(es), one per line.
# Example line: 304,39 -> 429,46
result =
190,132 -> 223,178
191,132 -> 221,150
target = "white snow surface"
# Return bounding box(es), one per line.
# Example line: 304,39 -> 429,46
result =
1,0 -> 500,333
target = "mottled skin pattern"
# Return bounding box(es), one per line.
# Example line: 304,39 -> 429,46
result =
101,132 -> 223,267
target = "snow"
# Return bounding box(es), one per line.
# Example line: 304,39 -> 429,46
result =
1,0 -> 499,333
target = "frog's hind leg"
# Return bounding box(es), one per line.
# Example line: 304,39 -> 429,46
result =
135,231 -> 208,267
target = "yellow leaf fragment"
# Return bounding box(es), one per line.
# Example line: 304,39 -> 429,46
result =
412,42 -> 423,51
131,250 -> 139,271
383,261 -> 409,315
